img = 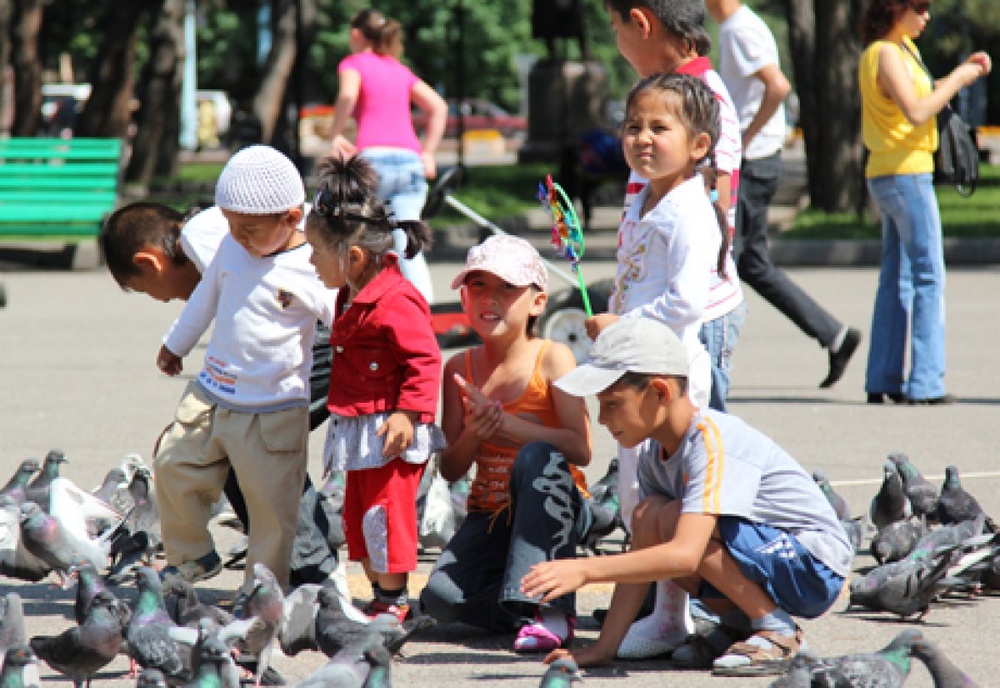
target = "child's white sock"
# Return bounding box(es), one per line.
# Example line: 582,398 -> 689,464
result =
537,607 -> 571,639
616,579 -> 693,659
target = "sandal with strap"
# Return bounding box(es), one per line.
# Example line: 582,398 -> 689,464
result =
711,627 -> 803,677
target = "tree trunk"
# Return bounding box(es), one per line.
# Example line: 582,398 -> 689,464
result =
10,0 -> 43,136
787,0 -> 864,213
75,2 -> 153,138
254,0 -> 299,145
0,0 -> 11,134
125,0 -> 183,187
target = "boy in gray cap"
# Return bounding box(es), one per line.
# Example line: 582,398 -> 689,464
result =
520,317 -> 851,676
154,145 -> 338,598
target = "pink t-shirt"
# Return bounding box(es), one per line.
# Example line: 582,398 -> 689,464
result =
339,51 -> 422,153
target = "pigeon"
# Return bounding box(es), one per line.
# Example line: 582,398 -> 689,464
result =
889,454 -> 940,521
70,560 -> 117,627
0,501 -> 49,582
906,515 -> 988,565
296,634 -> 392,688
0,461 -> 40,508
163,580 -> 235,633
0,646 -> 41,688
314,587 -> 433,659
176,625 -> 239,688
0,594 -> 27,661
91,468 -> 128,509
18,502 -> 115,581
813,470 -> 850,521
30,589 -> 130,688
841,513 -> 871,554
910,637 -> 981,687
125,566 -> 192,684
871,460 -> 912,530
48,477 -> 123,541
872,519 -> 927,564
136,668 -> 169,688
24,450 -> 67,508
237,562 -> 285,688
807,629 -> 922,688
848,548 -> 960,619
937,465 -> 991,527
540,656 -> 582,687
107,468 -> 161,582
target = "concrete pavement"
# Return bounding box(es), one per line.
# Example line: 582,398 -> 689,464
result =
2,260 -> 1000,686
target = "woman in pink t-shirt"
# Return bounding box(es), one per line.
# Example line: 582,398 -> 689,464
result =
329,9 -> 447,304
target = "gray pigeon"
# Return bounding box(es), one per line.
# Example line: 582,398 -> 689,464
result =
872,519 -> 927,564
540,656 -> 582,687
807,629 -> 922,688
107,468 -> 161,583
910,637 -> 981,687
178,628 -> 239,688
163,580 -> 235,632
907,515 -> 988,564
870,460 -> 912,530
30,589 -> 129,688
296,634 -> 392,688
238,562 -> 285,688
767,650 -> 815,688
24,450 -> 67,509
0,646 -> 41,688
0,461 -> 40,508
18,502 -> 113,580
889,454 -> 940,521
937,466 -> 991,527
0,594 -> 27,663
0,501 -> 49,583
314,587 -> 433,659
71,560 -> 115,627
841,514 -> 871,554
849,548 -> 959,619
92,468 -> 128,508
813,470 -> 850,521
136,668 -> 169,688
125,566 -> 192,685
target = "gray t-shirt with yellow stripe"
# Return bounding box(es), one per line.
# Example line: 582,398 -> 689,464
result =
637,409 -> 853,578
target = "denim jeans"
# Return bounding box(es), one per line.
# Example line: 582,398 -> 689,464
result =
419,442 -> 593,631
699,301 -> 747,412
361,148 -> 435,304
865,173 -> 946,400
735,152 -> 841,348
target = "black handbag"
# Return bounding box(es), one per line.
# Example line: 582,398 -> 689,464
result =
903,43 -> 980,196
934,105 -> 979,196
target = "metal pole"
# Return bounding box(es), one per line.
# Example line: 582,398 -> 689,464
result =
178,0 -> 198,151
455,0 -> 465,168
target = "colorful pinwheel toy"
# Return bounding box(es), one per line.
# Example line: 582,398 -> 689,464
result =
537,174 -> 592,316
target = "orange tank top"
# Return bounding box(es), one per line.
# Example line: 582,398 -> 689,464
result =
465,340 -> 590,513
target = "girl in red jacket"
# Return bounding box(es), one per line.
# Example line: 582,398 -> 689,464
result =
305,155 -> 444,622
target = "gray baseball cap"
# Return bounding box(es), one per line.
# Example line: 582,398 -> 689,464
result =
555,317 -> 689,397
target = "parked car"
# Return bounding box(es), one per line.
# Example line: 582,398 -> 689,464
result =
412,98 -> 526,139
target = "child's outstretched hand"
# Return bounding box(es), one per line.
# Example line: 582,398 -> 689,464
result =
453,373 -> 503,439
584,313 -> 620,341
377,411 -> 416,457
521,558 -> 589,605
157,345 -> 183,376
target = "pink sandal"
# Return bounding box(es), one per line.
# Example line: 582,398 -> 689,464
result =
513,613 -> 576,653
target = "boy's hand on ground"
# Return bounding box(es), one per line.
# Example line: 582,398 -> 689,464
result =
544,645 -> 615,669
157,345 -> 183,376
585,313 -> 619,341
377,411 -> 416,457
521,559 -> 588,604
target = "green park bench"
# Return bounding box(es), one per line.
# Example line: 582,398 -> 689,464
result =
0,137 -> 123,237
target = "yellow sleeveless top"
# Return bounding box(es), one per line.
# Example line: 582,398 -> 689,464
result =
859,37 -> 936,178
465,340 -> 590,513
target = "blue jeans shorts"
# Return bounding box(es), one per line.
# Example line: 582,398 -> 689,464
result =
699,517 -> 844,619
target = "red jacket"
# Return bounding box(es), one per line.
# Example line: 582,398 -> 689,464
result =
326,256 -> 441,423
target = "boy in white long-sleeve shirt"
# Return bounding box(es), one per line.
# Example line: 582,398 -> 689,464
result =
154,145 -> 337,596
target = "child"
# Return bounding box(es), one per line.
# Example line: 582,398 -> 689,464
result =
605,0 -> 745,413
152,145 -> 338,597
521,317 -> 852,675
587,81 -> 726,662
304,154 -> 443,623
418,234 -> 594,653
100,200 -> 343,590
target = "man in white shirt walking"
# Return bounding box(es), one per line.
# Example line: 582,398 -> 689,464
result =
706,0 -> 861,389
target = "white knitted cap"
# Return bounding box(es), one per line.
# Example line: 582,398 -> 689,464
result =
215,145 -> 306,215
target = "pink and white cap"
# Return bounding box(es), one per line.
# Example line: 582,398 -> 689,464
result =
450,234 -> 548,291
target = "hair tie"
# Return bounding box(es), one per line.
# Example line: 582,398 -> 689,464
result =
709,189 -> 719,203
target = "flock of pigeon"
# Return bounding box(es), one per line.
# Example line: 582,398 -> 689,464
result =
0,451 -> 434,687
0,448 -> 996,687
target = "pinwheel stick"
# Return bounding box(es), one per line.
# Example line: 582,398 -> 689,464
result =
538,175 -> 593,316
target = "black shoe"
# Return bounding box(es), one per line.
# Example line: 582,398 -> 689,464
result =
908,394 -> 957,405
820,328 -> 861,389
867,392 -> 906,404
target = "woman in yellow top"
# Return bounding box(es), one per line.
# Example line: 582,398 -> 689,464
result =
858,0 -> 990,405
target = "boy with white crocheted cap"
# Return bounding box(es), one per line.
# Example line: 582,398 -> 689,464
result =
154,145 -> 338,596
